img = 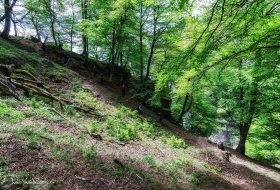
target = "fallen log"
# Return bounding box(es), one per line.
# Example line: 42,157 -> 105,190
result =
0,64 -> 101,116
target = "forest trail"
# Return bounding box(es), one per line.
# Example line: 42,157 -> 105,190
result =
2,37 -> 280,189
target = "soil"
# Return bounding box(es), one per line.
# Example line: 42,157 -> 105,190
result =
0,37 -> 280,190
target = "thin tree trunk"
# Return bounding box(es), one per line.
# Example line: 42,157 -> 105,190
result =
1,0 -> 12,39
144,37 -> 156,81
70,4 -> 75,54
144,6 -> 159,81
139,2 -> 144,83
109,23 -> 117,84
12,19 -> 17,36
51,18 -> 57,46
175,93 -> 193,124
81,0 -> 88,59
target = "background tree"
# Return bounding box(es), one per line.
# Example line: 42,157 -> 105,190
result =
0,0 -> 18,39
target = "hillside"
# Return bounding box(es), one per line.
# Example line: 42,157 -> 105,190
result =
0,37 -> 280,190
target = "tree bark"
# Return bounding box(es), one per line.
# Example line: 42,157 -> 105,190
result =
109,22 -> 117,84
235,60 -> 258,155
139,2 -> 144,83
144,6 -> 159,82
236,123 -> 250,155
81,0 -> 89,62
175,93 -> 193,125
1,0 -> 18,39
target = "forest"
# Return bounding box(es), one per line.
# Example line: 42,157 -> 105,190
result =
0,0 -> 280,182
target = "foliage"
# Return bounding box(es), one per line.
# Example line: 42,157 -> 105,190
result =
106,116 -> 137,142
247,125 -> 280,164
0,102 -> 24,122
65,105 -> 75,116
189,171 -> 217,188
165,135 -> 187,149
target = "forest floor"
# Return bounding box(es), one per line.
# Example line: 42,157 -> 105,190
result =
0,37 -> 280,190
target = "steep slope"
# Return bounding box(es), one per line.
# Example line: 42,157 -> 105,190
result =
0,37 -> 280,190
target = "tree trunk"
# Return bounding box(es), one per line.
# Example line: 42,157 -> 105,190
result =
144,7 -> 158,82
12,19 -> 17,36
81,0 -> 88,59
236,123 -> 250,155
175,93 -> 193,125
235,59 -> 258,155
139,2 -> 144,83
70,4 -> 75,54
1,0 -> 12,39
109,23 -> 117,84
50,18 -> 57,46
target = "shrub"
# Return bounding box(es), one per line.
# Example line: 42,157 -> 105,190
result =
0,102 -> 24,121
166,135 -> 187,148
65,105 -> 75,116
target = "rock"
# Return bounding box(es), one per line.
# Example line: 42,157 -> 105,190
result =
217,140 -> 225,151
93,92 -> 100,97
222,151 -> 232,162
41,58 -> 53,67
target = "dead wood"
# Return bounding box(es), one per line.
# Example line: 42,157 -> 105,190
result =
13,69 -> 38,81
0,64 -> 15,76
75,176 -> 96,184
47,108 -> 68,120
0,75 -> 20,100
0,64 -> 102,116
11,76 -> 50,92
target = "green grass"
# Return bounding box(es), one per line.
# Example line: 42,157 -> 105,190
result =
142,153 -> 156,166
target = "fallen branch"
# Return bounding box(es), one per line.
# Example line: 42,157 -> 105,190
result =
47,108 -> 68,120
75,176 -> 96,184
0,75 -> 20,100
14,69 -> 38,81
11,76 -> 50,92
157,147 -> 164,154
